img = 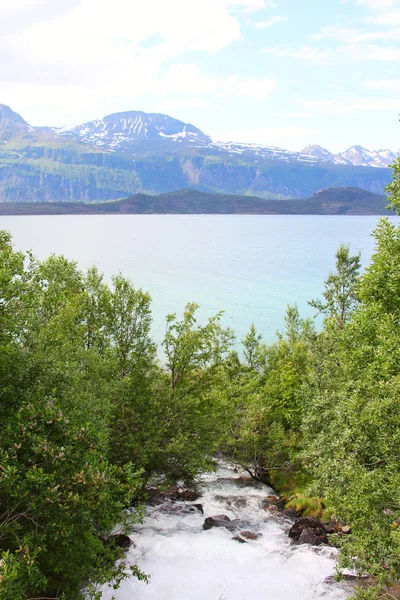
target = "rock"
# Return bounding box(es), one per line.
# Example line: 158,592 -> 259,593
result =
298,527 -> 319,545
203,515 -> 251,532
193,503 -> 204,514
155,502 -> 203,516
203,515 -> 231,530
261,496 -> 286,511
232,535 -> 247,543
177,488 -> 200,501
323,520 -> 352,535
214,494 -> 248,508
146,486 -> 200,505
105,534 -> 132,549
323,520 -> 336,534
240,530 -> 261,540
340,525 -> 352,534
288,517 -> 328,546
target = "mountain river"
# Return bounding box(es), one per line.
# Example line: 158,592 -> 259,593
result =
100,463 -> 351,600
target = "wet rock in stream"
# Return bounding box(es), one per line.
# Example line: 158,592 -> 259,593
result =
203,514 -> 251,532
153,502 -> 204,516
289,517 -> 329,546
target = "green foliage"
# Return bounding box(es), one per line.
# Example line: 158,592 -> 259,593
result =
156,302 -> 235,482
309,243 -> 361,329
302,214 -> 400,581
223,309 -> 314,483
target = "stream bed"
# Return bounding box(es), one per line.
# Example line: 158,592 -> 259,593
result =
100,463 -> 352,600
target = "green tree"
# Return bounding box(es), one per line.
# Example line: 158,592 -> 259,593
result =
309,243 -> 361,330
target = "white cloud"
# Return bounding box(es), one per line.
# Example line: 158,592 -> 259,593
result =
356,0 -> 399,10
364,79 -> 400,90
310,25 -> 400,43
365,8 -> 400,24
254,15 -> 287,29
263,45 -> 336,63
0,0 -> 273,124
273,112 -> 313,118
360,45 -> 400,60
264,41 -> 400,63
222,75 -> 277,99
160,64 -> 277,100
296,98 -> 400,115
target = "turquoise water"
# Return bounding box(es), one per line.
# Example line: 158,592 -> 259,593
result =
0,215 -> 396,346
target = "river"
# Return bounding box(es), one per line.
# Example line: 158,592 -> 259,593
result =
100,463 -> 351,600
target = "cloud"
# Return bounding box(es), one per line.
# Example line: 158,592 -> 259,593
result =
160,64 -> 277,100
0,0 -> 273,124
222,76 -> 277,99
356,0 -> 399,10
364,79 -> 400,90
264,41 -> 400,63
254,15 -> 287,29
263,45 -> 336,63
0,0 -> 81,35
365,8 -> 400,25
310,25 -> 400,43
296,98 -> 400,115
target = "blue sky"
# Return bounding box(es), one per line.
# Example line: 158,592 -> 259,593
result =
1,0 -> 399,152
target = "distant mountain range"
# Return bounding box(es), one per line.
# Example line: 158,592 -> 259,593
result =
301,144 -> 398,169
0,103 -> 397,203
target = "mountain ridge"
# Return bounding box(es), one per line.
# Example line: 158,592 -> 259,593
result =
0,186 -> 391,216
0,103 -> 396,203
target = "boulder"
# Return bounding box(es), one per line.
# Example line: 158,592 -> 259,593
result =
240,530 -> 261,541
203,515 -> 250,532
203,515 -> 231,530
297,527 -> 319,545
288,517 -> 328,546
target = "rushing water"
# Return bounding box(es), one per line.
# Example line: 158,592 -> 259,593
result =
100,463 -> 350,600
1,214 -> 398,346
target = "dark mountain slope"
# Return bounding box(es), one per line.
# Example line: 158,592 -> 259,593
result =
0,187 -> 392,216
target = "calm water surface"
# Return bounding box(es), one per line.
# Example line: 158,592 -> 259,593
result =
1,215 -> 396,346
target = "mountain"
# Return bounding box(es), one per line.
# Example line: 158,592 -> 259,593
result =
0,187 -> 391,216
302,144 -> 399,169
0,104 -> 396,203
58,110 -> 212,153
0,104 -> 37,143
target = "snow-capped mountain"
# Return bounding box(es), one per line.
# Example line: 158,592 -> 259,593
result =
57,110 -> 212,151
0,103 -> 395,203
341,145 -> 398,168
211,140 -> 321,164
302,144 -> 399,169
301,145 -> 351,165
0,104 -> 36,142
56,109 -> 398,169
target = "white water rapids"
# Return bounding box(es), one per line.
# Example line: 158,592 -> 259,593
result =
100,464 -> 351,600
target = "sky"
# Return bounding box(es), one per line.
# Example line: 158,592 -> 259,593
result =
1,0 -> 399,153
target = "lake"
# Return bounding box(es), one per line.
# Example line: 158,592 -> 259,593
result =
0,214 -> 396,348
